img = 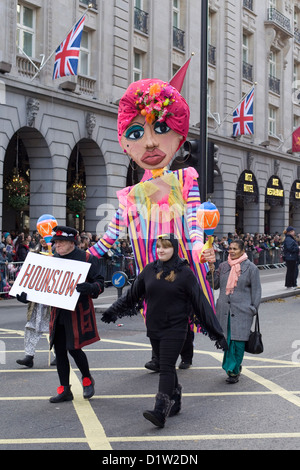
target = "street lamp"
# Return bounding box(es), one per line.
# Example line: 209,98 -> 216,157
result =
199,0 -> 209,202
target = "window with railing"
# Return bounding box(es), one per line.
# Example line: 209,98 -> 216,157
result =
134,7 -> 149,34
173,27 -> 185,51
269,50 -> 280,94
173,0 -> 185,51
242,34 -> 253,81
243,0 -> 253,11
269,75 -> 280,94
267,7 -> 292,34
208,44 -> 216,66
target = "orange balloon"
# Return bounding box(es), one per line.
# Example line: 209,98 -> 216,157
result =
37,214 -> 57,243
197,202 -> 220,236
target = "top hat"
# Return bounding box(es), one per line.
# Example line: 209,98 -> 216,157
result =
51,225 -> 78,243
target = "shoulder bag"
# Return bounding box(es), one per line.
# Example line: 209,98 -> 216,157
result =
245,313 -> 263,354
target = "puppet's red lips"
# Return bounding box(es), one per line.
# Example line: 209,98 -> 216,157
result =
141,151 -> 166,166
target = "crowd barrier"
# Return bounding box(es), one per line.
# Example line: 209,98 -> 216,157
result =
217,248 -> 286,270
0,256 -> 137,296
0,250 -> 286,297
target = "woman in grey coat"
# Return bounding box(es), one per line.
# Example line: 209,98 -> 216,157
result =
207,239 -> 261,383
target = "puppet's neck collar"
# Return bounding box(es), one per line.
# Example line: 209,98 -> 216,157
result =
151,167 -> 167,179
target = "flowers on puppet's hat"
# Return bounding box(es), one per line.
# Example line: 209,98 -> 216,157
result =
134,82 -> 175,124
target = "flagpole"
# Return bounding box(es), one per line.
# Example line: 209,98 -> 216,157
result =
18,46 -> 40,71
169,52 -> 195,82
30,3 -> 93,81
276,128 -> 294,150
214,82 -> 257,132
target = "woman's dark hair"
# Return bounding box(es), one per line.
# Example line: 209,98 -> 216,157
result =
229,239 -> 245,251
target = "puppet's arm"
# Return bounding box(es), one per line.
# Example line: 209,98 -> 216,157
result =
183,168 -> 215,264
87,206 -> 127,258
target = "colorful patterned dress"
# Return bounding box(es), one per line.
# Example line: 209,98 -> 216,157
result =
88,167 -> 214,316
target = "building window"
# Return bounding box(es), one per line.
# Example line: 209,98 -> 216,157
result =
133,51 -> 142,81
242,33 -> 253,81
269,50 -> 280,94
173,0 -> 180,28
79,30 -> 90,76
268,106 -> 277,137
17,3 -> 36,58
80,0 -> 97,9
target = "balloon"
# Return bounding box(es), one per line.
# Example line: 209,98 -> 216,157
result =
197,201 -> 220,236
37,214 -> 57,244
196,202 -> 220,264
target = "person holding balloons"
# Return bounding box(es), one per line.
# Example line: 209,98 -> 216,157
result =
102,233 -> 227,428
206,239 -> 262,384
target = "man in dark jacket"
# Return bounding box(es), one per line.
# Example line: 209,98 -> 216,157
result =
283,226 -> 299,289
49,226 -> 104,403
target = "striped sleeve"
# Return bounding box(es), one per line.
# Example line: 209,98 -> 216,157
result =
88,204 -> 127,258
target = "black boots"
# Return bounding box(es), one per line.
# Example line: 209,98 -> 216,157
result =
143,392 -> 173,428
16,355 -> 34,368
82,376 -> 95,399
169,384 -> 182,417
49,385 -> 74,403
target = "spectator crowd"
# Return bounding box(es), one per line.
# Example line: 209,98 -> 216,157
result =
0,227 -> 297,298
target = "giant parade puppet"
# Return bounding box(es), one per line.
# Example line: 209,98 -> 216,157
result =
88,64 -> 218,314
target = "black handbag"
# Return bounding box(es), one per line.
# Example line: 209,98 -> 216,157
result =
245,313 -> 263,354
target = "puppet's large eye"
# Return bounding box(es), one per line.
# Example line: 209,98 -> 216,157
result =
125,125 -> 145,140
154,121 -> 171,134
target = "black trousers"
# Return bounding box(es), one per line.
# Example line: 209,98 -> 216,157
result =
150,336 -> 186,398
53,324 -> 91,386
285,260 -> 298,287
151,325 -> 194,364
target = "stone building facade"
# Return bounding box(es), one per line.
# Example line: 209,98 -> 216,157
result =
1,0 -> 300,237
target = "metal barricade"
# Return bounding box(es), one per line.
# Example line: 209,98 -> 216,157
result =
101,255 -> 137,286
0,261 -> 23,296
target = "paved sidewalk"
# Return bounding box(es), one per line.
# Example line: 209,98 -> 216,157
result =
1,266 -> 298,313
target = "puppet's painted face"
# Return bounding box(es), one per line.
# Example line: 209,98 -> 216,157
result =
121,114 -> 183,170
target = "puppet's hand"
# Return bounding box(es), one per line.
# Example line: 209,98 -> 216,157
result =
193,241 -> 216,264
102,309 -> 118,324
201,247 -> 216,263
192,241 -> 204,264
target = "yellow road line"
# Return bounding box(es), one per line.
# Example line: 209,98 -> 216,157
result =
3,431 -> 300,446
109,432 -> 300,443
0,438 -> 87,445
69,368 -> 112,451
206,350 -> 300,410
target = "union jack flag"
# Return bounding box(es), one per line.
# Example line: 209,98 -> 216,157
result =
53,15 -> 86,80
233,88 -> 254,137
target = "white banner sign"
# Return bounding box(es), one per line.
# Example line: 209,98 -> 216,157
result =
10,252 -> 91,311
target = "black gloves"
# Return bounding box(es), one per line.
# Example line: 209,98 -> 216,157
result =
216,337 -> 228,351
76,282 -> 99,297
101,310 -> 118,324
16,292 -> 29,304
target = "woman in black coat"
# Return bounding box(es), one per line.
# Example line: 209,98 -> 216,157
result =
283,226 -> 299,289
102,234 -> 227,428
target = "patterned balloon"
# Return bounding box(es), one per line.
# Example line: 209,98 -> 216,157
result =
197,201 -> 220,236
37,214 -> 58,244
196,202 -> 220,264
